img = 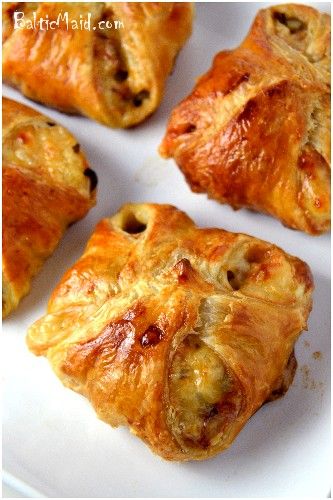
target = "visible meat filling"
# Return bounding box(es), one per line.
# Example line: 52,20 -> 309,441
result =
169,335 -> 241,449
94,8 -> 150,112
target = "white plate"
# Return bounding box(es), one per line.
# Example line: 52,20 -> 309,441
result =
3,3 -> 331,497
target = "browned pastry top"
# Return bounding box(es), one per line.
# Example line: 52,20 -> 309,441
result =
2,97 -> 96,316
27,203 -> 313,460
160,4 -> 331,234
2,2 -> 194,127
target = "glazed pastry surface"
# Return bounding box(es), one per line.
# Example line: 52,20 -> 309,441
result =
160,4 -> 331,235
2,97 -> 96,317
2,2 -> 194,127
27,203 -> 313,461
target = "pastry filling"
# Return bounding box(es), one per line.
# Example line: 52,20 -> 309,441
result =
94,9 -> 150,114
272,10 -> 309,56
4,123 -> 90,196
169,335 -> 241,449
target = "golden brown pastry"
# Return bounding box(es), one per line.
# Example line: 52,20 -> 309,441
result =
160,4 -> 331,235
2,2 -> 194,128
27,203 -> 313,461
2,97 -> 97,317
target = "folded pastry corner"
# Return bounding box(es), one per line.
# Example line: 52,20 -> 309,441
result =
2,97 -> 97,317
2,2 -> 194,127
160,3 -> 331,235
27,203 -> 313,461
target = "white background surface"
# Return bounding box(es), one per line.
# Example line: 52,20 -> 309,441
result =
2,3 -> 331,498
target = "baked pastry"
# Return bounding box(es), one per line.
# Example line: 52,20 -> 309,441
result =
2,2 -> 194,128
27,203 -> 313,461
2,97 -> 97,317
160,4 -> 331,235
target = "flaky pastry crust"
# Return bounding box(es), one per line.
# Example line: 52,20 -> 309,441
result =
2,2 -> 194,128
160,4 -> 330,235
2,97 -> 96,317
27,203 -> 313,461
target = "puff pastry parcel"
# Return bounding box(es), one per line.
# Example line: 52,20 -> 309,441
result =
2,97 -> 97,317
160,4 -> 331,235
2,2 -> 193,128
27,203 -> 313,461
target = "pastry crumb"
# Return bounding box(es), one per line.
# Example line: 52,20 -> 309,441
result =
300,364 -> 323,390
